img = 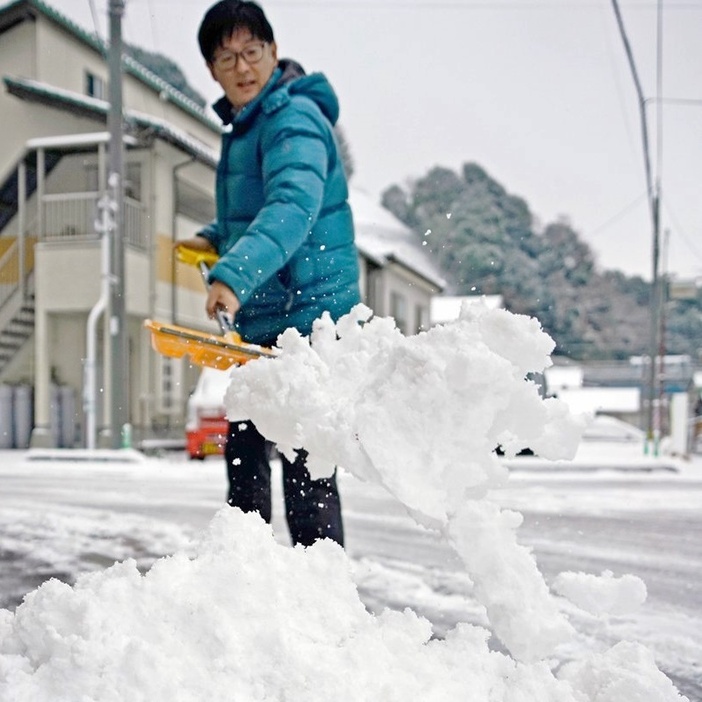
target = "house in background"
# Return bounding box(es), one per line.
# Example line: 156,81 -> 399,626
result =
0,0 -> 443,449
350,189 -> 444,335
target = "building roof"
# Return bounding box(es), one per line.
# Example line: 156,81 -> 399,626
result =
556,386 -> 641,416
349,189 -> 445,290
4,75 -> 218,167
0,0 -> 221,133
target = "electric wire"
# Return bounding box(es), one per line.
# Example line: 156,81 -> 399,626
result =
87,0 -> 102,42
145,0 -> 160,53
662,201 -> 702,269
598,5 -> 641,168
588,191 -> 648,240
610,0 -> 657,228
145,0 -> 702,8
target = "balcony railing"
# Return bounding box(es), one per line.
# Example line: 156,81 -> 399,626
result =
42,192 -> 147,250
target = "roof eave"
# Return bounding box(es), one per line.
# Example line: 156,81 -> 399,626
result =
3,75 -> 218,168
385,253 -> 446,290
0,0 -> 221,132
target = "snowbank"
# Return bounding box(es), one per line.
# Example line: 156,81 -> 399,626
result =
225,303 -> 584,662
0,509 -> 683,702
0,303 -> 687,700
552,570 -> 648,617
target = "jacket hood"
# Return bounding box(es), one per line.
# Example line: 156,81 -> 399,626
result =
212,59 -> 339,128
288,72 -> 340,125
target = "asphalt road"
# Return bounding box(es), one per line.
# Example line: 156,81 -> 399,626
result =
0,452 -> 700,699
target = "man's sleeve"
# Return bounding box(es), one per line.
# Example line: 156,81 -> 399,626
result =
196,221 -> 221,250
208,103 -> 330,305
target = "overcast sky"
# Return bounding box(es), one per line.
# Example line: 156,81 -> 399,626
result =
49,0 -> 702,282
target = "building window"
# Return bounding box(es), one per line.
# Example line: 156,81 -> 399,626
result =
390,291 -> 408,334
85,71 -> 106,99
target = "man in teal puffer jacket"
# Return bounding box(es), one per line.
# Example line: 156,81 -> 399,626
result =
182,0 -> 361,547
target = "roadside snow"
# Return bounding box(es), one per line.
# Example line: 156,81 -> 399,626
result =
552,570 -> 648,616
0,303 -> 688,701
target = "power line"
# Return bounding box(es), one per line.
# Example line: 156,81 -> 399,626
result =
588,191 -> 648,240
87,0 -> 102,42
610,0 -> 663,454
145,0 -> 702,8
146,0 -> 160,52
662,201 -> 702,268
611,0 -> 656,226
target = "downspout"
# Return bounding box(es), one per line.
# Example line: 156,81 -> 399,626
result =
18,159 -> 26,296
84,195 -> 112,449
171,157 -> 196,324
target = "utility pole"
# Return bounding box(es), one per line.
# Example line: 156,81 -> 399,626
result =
648,187 -> 661,455
611,0 -> 661,455
648,0 -> 664,456
108,0 -> 129,448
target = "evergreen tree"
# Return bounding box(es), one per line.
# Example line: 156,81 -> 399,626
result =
382,162 -> 701,361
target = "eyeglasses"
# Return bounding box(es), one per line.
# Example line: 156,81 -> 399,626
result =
212,42 -> 267,70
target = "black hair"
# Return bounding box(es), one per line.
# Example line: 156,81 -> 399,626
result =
198,0 -> 275,62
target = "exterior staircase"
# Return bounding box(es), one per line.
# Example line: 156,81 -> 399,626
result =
0,284 -> 35,378
0,150 -> 61,232
0,149 -> 62,378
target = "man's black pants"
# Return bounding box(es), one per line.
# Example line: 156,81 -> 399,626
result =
224,420 -> 344,547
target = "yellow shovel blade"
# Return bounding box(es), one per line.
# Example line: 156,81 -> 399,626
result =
144,319 -> 275,370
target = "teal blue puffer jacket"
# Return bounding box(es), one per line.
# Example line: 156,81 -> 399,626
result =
199,60 -> 361,346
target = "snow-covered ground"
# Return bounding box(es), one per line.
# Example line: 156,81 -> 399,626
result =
1,303 -> 700,701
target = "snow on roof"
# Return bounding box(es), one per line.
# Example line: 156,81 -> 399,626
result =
543,365 -> 584,391
556,386 -> 640,415
349,189 -> 446,289
4,76 -> 219,167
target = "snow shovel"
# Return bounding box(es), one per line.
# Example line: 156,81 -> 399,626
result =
143,244 -> 276,370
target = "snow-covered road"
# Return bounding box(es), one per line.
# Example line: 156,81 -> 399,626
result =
1,448 -> 701,699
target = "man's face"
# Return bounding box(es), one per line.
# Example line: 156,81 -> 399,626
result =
208,28 -> 278,109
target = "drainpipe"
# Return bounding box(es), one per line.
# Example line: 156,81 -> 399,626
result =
18,159 -> 26,296
84,195 -> 113,449
171,157 -> 196,324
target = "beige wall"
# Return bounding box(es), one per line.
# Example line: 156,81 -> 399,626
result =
36,18 -> 105,97
378,263 -> 438,335
0,18 -> 97,181
0,18 -> 36,80
0,13 -> 220,185
35,16 -> 222,148
36,241 -> 151,316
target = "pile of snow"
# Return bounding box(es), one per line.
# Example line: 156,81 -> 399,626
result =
0,302 -> 686,701
1,509 -> 681,702
226,303 -> 585,661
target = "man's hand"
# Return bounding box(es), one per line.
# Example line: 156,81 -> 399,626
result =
207,280 -> 241,322
173,236 -> 216,254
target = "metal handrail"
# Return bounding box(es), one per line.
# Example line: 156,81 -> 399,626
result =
41,191 -> 147,250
